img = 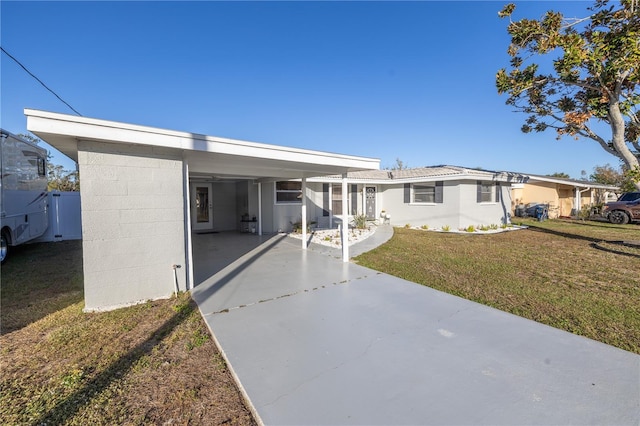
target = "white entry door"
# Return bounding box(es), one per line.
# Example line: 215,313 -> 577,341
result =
191,183 -> 213,231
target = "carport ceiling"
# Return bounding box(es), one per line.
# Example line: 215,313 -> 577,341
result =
25,109 -> 380,180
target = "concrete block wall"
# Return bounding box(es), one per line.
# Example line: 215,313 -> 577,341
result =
78,140 -> 187,311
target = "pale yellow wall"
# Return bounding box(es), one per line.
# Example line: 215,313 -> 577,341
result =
514,183 -> 613,219
515,182 -> 561,218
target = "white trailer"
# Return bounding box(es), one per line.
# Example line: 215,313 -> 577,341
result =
0,129 -> 49,263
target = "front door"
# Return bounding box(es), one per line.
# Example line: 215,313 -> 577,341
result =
191,183 -> 213,231
365,186 -> 376,220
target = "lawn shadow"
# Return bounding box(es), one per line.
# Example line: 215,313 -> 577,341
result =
591,241 -> 640,259
564,218 -> 639,230
33,297 -> 194,425
527,223 -> 640,258
526,224 -> 601,243
0,240 -> 84,335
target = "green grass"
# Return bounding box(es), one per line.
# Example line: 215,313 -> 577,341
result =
355,218 -> 640,354
0,241 -> 255,425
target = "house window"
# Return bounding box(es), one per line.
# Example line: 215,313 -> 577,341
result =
413,184 -> 436,203
323,184 -> 353,216
332,184 -> 343,215
275,181 -> 302,204
477,181 -> 500,203
404,182 -> 443,204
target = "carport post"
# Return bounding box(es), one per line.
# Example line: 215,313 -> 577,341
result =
301,177 -> 307,250
341,173 -> 349,262
258,182 -> 262,236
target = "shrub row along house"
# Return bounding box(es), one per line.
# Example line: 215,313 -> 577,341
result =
24,109 -> 617,311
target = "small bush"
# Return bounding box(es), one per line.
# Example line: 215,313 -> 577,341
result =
404,224 -> 411,229
465,225 -> 476,233
489,224 -> 499,230
421,225 -> 429,230
353,214 -> 367,229
442,225 -> 450,232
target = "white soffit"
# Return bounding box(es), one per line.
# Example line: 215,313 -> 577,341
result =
25,109 -> 380,178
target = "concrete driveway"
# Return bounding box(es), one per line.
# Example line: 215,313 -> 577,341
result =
192,233 -> 639,425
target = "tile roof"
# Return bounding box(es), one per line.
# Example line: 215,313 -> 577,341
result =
320,165 -> 510,181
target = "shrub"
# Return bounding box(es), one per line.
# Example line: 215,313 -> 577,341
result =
465,225 -> 476,233
353,214 -> 368,229
421,224 -> 429,230
442,225 -> 450,232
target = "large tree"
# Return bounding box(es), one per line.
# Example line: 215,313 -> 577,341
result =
496,0 -> 640,189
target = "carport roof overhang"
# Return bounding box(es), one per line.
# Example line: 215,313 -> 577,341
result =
25,109 -> 380,180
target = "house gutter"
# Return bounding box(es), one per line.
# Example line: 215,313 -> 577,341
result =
575,187 -> 591,217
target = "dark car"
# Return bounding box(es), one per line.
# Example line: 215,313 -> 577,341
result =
602,192 -> 640,224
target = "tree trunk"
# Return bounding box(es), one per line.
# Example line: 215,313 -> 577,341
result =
608,101 -> 640,190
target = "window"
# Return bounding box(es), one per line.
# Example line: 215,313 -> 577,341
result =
37,157 -> 46,176
479,183 -> 493,203
413,184 -> 436,203
404,182 -> 443,204
323,184 -> 352,216
477,181 -> 500,203
332,184 -> 343,215
275,181 -> 302,204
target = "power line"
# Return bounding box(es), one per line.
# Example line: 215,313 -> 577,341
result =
1,46 -> 82,116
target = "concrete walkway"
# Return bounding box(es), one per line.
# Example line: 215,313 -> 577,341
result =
191,231 -> 639,425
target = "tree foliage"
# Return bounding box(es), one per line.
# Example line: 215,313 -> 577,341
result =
47,161 -> 79,192
496,0 -> 640,189
548,172 -> 571,178
18,133 -> 79,191
590,163 -> 623,185
386,158 -> 409,170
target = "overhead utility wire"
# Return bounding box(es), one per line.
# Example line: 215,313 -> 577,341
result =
1,46 -> 82,116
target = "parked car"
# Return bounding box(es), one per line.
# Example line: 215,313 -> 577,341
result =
602,192 -> 640,224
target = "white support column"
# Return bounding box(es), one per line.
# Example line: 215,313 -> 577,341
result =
341,173 -> 349,262
183,160 -> 193,291
257,182 -> 263,236
301,177 -> 307,250
329,184 -> 333,229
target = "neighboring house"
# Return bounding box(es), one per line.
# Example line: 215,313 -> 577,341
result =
303,166 -> 529,230
510,175 -> 619,219
26,109 -> 379,311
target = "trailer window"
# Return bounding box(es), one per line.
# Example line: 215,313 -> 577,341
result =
37,158 -> 46,176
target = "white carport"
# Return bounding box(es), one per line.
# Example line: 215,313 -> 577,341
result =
25,109 -> 379,311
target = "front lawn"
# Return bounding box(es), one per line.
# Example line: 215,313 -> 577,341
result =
0,241 -> 255,425
355,219 -> 640,354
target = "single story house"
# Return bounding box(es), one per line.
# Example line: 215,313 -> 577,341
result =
28,109 -> 609,312
300,166 -> 529,230
26,109 -> 379,311
510,174 -> 619,219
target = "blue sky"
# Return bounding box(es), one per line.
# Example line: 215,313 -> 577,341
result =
1,0 -> 619,178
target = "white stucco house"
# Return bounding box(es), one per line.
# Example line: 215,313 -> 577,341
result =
293,166 -> 527,230
25,109 -> 531,312
26,109 -> 380,311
